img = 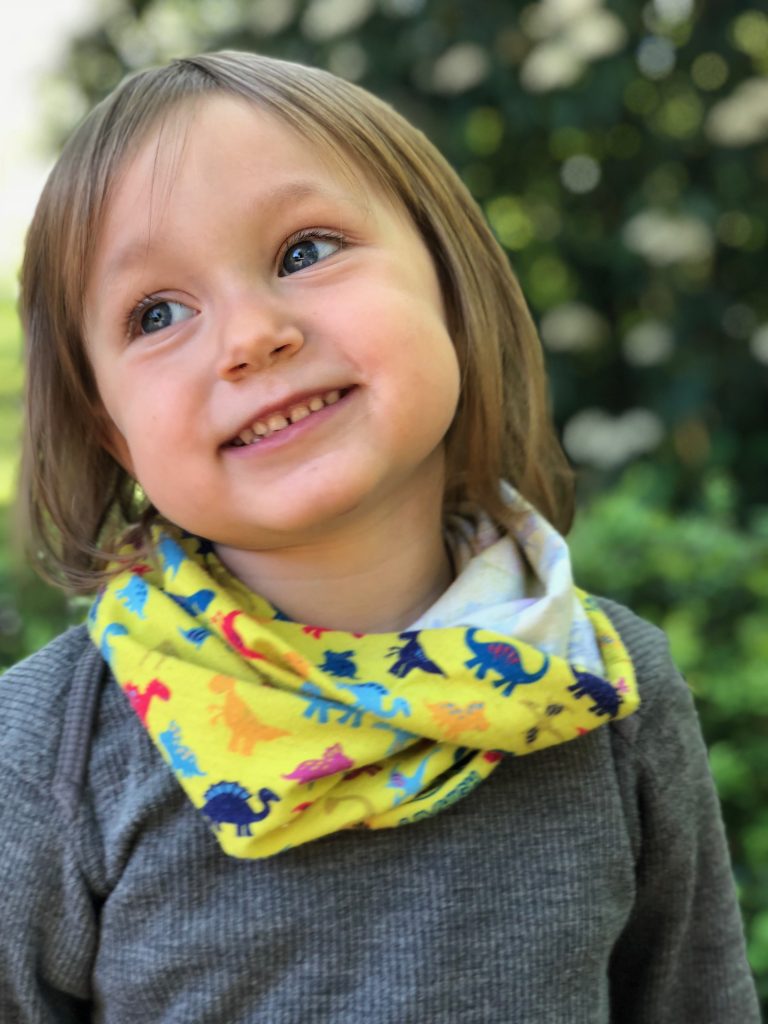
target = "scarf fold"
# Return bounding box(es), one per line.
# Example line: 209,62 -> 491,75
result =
88,491 -> 639,859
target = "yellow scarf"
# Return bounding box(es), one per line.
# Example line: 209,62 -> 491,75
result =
88,523 -> 638,859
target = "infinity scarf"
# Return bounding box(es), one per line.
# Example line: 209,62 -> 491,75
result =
88,496 -> 638,859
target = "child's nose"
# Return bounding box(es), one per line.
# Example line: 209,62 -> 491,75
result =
215,297 -> 305,380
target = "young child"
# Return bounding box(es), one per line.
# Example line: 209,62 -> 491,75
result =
1,51 -> 759,1023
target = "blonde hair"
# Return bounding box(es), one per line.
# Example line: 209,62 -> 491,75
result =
19,50 -> 573,593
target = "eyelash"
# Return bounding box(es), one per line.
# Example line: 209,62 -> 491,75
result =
278,227 -> 346,274
123,294 -> 165,340
122,227 -> 347,340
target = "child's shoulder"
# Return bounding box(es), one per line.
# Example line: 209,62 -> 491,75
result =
595,594 -> 705,762
0,625 -> 97,780
596,594 -> 677,688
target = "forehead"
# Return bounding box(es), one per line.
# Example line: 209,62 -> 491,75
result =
91,92 -> 396,280
112,93 -> 378,219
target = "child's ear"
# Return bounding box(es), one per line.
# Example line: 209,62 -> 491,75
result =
94,404 -> 135,475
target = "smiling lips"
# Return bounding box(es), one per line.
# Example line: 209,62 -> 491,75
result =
229,388 -> 349,446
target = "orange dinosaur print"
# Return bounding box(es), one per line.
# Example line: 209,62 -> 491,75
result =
208,675 -> 290,755
283,650 -> 312,677
425,701 -> 490,741
123,678 -> 171,725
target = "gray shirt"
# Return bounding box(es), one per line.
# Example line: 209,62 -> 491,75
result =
0,598 -> 760,1023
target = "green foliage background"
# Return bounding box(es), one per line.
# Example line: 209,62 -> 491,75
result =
1,0 -> 766,1003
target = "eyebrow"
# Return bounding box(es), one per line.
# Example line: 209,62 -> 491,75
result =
99,178 -> 368,283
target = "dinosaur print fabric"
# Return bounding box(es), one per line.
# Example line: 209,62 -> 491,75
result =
88,510 -> 639,859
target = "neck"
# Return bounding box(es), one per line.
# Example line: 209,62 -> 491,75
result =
214,486 -> 453,635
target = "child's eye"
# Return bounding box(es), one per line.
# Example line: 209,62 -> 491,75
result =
130,298 -> 196,337
279,232 -> 344,276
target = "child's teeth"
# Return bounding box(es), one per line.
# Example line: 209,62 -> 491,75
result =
267,413 -> 289,431
289,404 -> 311,423
234,390 -> 349,445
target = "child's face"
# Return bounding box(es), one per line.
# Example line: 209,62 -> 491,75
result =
84,94 -> 460,552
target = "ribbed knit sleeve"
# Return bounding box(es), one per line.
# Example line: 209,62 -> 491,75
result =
0,628 -> 99,1023
600,599 -> 761,1023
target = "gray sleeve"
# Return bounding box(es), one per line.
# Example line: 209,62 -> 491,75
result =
0,769 -> 97,1023
0,632 -> 98,1023
604,603 -> 761,1022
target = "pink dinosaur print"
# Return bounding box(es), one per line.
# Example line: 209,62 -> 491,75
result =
283,743 -> 355,783
211,610 -> 266,660
123,678 -> 171,725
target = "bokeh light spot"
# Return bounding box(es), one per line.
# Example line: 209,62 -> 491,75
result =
717,211 -> 755,248
653,0 -> 693,23
622,320 -> 675,366
561,154 -> 601,193
691,52 -> 729,91
653,89 -> 703,138
526,255 -> 575,309
549,126 -> 591,160
540,302 -> 607,352
722,304 -> 757,339
750,324 -> 768,365
465,107 -> 504,156
637,35 -> 676,79
485,196 -> 536,250
731,10 -> 768,58
431,43 -> 490,94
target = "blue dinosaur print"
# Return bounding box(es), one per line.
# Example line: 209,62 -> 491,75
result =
159,721 -> 206,778
168,589 -> 215,616
193,535 -> 216,556
157,535 -> 186,577
100,623 -> 128,665
88,587 -> 105,626
297,682 -> 411,730
567,668 -> 621,718
202,781 -> 280,837
178,626 -> 211,648
386,631 -> 445,679
297,682 -> 347,724
464,629 -> 550,697
372,722 -> 419,755
320,649 -> 358,679
387,748 -> 440,804
334,682 -> 411,728
116,575 -> 148,619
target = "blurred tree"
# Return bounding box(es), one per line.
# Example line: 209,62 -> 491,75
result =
41,0 -> 768,517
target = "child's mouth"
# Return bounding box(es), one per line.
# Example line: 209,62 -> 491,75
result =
226,387 -> 354,447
